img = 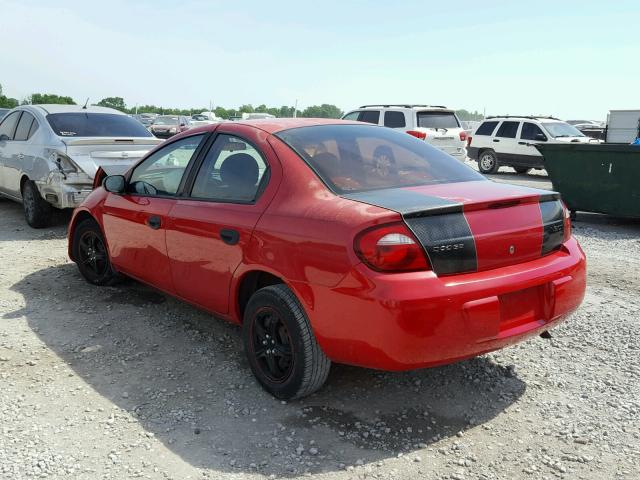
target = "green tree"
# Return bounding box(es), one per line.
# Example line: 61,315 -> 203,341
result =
97,97 -> 127,111
239,104 -> 255,114
26,93 -> 76,105
301,104 -> 343,119
0,84 -> 19,108
455,109 -> 484,121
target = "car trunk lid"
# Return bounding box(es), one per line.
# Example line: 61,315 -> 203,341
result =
61,137 -> 163,179
344,180 -> 565,275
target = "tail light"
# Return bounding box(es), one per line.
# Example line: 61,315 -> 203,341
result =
460,131 -> 467,142
354,223 -> 430,272
562,201 -> 571,242
466,135 -> 472,147
406,130 -> 427,140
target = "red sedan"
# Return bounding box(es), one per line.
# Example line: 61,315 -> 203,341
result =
68,119 -> 586,399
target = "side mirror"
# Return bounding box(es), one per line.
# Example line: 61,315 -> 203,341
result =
535,133 -> 547,141
103,175 -> 126,194
0,134 -> 9,142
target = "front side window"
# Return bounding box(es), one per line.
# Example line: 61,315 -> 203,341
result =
277,124 -> 484,194
342,111 -> 360,121
416,111 -> 460,129
384,111 -> 406,128
0,111 -> 21,140
495,121 -> 520,138
47,113 -> 152,137
357,110 -> 380,124
520,122 -> 547,141
191,135 -> 269,202
14,112 -> 35,141
129,134 -> 204,196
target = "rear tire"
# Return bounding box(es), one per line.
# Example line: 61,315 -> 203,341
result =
478,150 -> 499,174
72,218 -> 122,286
243,284 -> 331,400
513,166 -> 531,174
22,180 -> 52,228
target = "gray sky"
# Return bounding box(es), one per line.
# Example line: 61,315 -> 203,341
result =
1,0 -> 638,120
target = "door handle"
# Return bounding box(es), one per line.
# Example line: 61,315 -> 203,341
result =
18,153 -> 24,159
146,215 -> 162,229
220,229 -> 240,245
492,139 -> 500,142
518,141 -> 527,145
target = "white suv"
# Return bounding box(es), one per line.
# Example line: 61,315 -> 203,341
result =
342,105 -> 467,160
467,116 -> 601,174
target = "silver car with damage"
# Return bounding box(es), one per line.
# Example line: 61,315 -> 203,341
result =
0,104 -> 162,227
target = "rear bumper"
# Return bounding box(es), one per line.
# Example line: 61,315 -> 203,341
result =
37,174 -> 93,209
305,237 -> 586,370
467,146 -> 480,160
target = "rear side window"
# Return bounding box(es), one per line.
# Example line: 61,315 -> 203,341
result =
520,122 -> 546,141
417,111 -> 460,129
276,124 -> 483,194
191,135 -> 269,203
0,111 -> 21,140
495,121 -> 519,138
47,113 -> 153,137
357,110 -> 380,124
474,121 -> 498,136
14,112 -> 35,141
384,111 -> 406,128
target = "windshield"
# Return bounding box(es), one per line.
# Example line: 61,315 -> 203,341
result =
153,116 -> 179,125
47,113 -> 153,137
416,111 -> 460,129
276,124 -> 483,194
543,122 -> 585,138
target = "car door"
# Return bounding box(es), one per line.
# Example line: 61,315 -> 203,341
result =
101,133 -> 207,293
5,111 -> 38,198
492,120 -> 520,162
166,126 -> 280,315
0,111 -> 22,197
517,122 -> 547,166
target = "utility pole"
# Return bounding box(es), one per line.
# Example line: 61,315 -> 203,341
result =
293,99 -> 298,118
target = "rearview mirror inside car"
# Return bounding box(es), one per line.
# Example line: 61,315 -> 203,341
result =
103,175 -> 126,194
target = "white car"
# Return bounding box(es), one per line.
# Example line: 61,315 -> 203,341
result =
0,104 -> 162,227
467,116 -> 602,174
342,105 -> 467,160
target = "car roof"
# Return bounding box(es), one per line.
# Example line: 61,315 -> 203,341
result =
485,116 -> 562,122
229,118 -> 360,134
28,104 -> 125,115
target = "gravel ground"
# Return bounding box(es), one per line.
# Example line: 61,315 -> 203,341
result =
1,168 -> 639,480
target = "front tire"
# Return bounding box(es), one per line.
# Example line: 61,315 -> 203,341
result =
478,150 -> 499,174
72,218 -> 121,286
22,180 -> 52,228
243,284 -> 331,400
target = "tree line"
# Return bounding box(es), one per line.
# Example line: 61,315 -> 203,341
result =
1,84 -> 484,121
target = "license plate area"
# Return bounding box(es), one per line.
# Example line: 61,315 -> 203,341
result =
499,285 -> 545,331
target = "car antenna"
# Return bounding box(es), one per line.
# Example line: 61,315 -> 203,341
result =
82,98 -> 89,109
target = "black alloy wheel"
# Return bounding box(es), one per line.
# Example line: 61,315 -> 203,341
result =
251,306 -> 294,383
243,284 -> 330,400
73,219 -> 121,286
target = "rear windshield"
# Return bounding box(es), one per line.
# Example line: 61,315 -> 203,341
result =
153,116 -> 180,125
417,111 -> 460,129
276,124 -> 483,194
47,113 -> 152,137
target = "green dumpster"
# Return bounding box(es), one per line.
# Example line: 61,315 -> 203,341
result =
534,143 -> 640,218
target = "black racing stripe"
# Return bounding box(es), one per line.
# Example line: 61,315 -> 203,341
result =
405,213 -> 477,275
540,200 -> 564,255
342,188 -> 462,216
344,188 -> 476,275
